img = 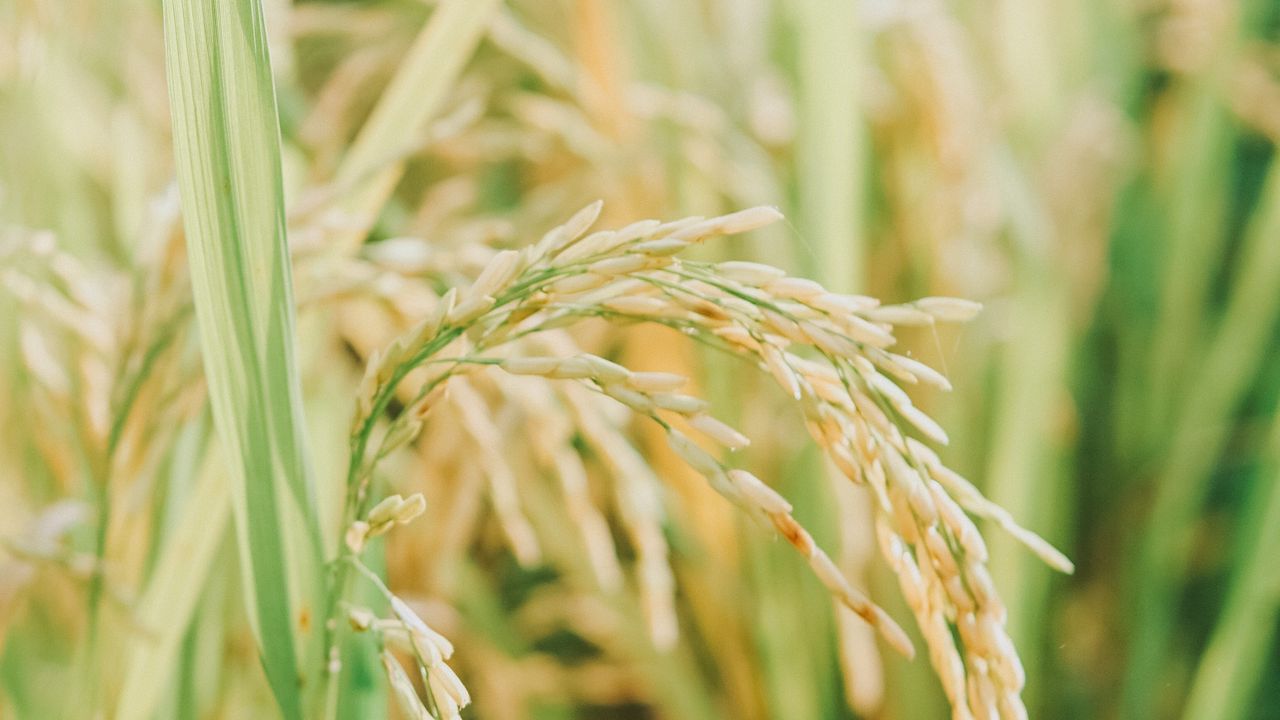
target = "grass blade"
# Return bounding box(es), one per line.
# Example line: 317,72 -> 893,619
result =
778,3 -> 868,716
1181,418 -> 1280,720
1127,158 -> 1280,714
328,0 -> 501,254
161,2 -> 323,716
115,453 -> 229,720
794,0 -> 863,289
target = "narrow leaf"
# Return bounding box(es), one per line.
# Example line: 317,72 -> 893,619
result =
161,2 -> 323,717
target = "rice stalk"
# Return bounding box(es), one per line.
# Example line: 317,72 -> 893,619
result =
326,0 -> 501,255
115,451 -> 229,720
765,3 -> 869,715
1180,411 -> 1280,720
1126,156 -> 1280,715
1141,0 -> 1241,442
794,0 -> 864,288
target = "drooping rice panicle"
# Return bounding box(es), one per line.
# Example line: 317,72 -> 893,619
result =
341,202 -> 1072,718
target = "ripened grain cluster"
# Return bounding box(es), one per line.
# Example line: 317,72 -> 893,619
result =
339,202 -> 1072,720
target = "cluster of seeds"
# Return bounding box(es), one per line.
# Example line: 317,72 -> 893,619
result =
345,492 -> 427,554
341,490 -> 469,720
497,352 -> 913,656
559,381 -> 678,648
349,598 -> 469,720
342,201 -> 1072,720
500,374 -> 627,591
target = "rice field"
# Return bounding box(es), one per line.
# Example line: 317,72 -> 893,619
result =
1,1 -> 1278,719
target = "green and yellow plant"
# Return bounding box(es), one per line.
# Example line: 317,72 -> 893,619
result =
5,1 -> 1280,719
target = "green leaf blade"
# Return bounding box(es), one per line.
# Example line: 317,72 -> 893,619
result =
160,1 -> 323,717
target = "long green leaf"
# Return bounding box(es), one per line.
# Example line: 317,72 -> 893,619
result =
161,2 -> 323,717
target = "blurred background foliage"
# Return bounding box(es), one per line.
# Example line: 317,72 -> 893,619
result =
2,0 -> 1280,718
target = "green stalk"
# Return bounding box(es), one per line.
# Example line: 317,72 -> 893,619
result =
780,2 -> 867,716
982,150 -> 1075,713
1180,418 -> 1280,719
794,0 -> 863,288
1126,158 -> 1280,716
984,0 -> 1079,709
161,2 -> 324,716
1141,12 -> 1241,442
116,452 -> 229,720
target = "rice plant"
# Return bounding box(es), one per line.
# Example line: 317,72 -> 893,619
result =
3,1 -> 1279,719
